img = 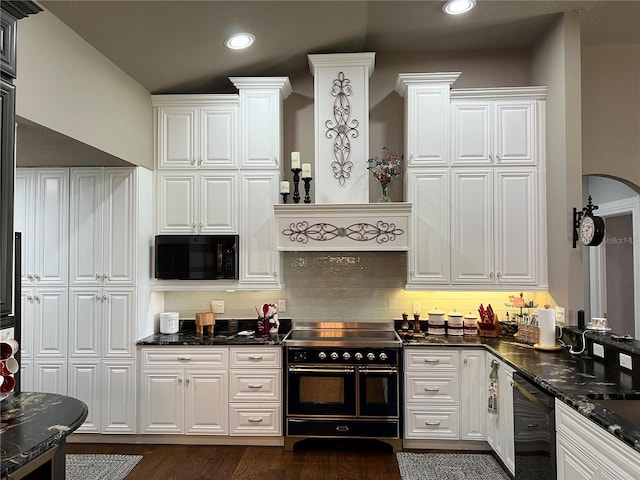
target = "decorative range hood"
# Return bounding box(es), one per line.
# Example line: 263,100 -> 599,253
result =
274,52 -> 412,251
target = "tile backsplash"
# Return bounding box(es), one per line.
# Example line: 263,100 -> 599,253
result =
163,251 -> 551,323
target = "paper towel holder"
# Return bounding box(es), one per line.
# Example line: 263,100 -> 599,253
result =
534,304 -> 563,351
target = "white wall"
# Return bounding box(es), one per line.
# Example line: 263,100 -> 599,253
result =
15,10 -> 153,169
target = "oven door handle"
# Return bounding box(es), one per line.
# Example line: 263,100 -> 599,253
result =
512,380 -> 553,415
360,366 -> 398,375
288,366 -> 356,374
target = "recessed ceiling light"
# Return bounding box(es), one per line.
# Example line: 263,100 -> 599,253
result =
224,33 -> 255,50
443,0 -> 476,15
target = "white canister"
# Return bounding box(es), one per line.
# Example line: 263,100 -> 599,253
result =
160,312 -> 179,334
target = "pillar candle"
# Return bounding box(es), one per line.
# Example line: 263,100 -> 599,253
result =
291,152 -> 301,169
302,163 -> 311,178
280,181 -> 290,194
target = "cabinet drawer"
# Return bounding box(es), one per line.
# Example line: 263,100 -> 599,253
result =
230,347 -> 281,368
405,372 -> 459,404
141,347 -> 227,367
405,349 -> 459,371
404,405 -> 460,439
229,403 -> 282,436
229,370 -> 281,402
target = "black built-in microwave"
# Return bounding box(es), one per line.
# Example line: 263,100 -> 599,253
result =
154,235 -> 238,280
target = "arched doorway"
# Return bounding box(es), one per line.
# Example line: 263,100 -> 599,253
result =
583,175 -> 640,338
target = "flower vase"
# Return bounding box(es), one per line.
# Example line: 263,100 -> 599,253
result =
378,181 -> 391,203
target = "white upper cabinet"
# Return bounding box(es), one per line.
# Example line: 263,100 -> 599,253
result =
396,73 -> 461,167
450,87 -> 547,166
451,168 -> 539,286
156,171 -> 238,234
153,95 -> 239,169
14,168 -> 69,286
69,167 -> 137,286
229,77 -> 291,169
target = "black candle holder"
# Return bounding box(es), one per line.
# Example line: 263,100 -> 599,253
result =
302,177 -> 312,203
291,168 -> 302,204
280,192 -> 289,204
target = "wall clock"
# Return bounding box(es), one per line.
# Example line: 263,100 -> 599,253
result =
573,195 -> 605,248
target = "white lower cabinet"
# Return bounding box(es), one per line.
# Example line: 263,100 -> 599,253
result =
229,346 -> 282,436
485,353 -> 515,476
139,347 -> 228,435
556,400 -> 640,480
404,348 -> 485,443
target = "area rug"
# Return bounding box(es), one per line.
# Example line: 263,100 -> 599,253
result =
66,454 -> 142,480
396,452 -> 510,480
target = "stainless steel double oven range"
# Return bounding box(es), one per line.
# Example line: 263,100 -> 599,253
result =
283,322 -> 402,451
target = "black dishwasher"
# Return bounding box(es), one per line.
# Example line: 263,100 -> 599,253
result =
512,372 -> 556,480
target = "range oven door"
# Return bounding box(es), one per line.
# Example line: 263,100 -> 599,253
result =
359,366 -> 399,417
287,365 -> 356,416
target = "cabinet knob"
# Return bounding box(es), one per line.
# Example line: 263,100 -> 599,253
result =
102,295 -> 108,302
496,272 -> 501,278
27,273 -> 33,280
192,223 -> 197,231
26,295 -> 33,302
185,377 -> 190,384
463,358 -> 468,364
410,154 -> 414,161
34,273 -> 40,281
199,222 -> 203,231
496,153 -> 501,160
178,377 -> 183,384
198,157 -> 203,166
34,295 -> 40,302
95,294 -> 101,301
96,273 -> 102,280
489,272 -> 494,278
191,157 -> 196,165
489,153 -> 493,160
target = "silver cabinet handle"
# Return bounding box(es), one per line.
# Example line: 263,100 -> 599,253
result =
248,355 -> 263,360
424,386 -> 440,392
177,356 -> 192,361
336,425 -> 349,432
424,358 -> 439,364
248,417 -> 263,423
425,421 -> 441,426
191,223 -> 196,231
248,384 -> 263,389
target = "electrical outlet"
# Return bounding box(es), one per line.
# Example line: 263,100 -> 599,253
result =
413,302 -> 421,315
211,300 -> 225,314
593,343 -> 604,358
278,299 -> 287,312
619,353 -> 633,370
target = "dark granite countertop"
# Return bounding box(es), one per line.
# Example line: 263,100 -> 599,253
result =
403,333 -> 640,453
0,392 -> 88,477
137,317 -> 291,346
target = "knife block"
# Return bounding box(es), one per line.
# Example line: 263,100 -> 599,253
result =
195,311 -> 215,336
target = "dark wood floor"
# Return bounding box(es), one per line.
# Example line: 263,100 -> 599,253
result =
67,439 -> 402,480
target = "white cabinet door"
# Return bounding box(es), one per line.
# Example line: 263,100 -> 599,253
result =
33,360 -> 67,395
406,169 -> 450,286
498,363 -> 515,475
156,106 -> 197,169
103,288 -> 136,358
31,287 -> 67,359
185,370 -> 229,435
451,99 -> 536,166
69,287 -> 102,358
15,168 -> 69,286
451,169 -> 493,284
239,172 -> 281,288
156,172 -> 197,233
237,89 -> 281,169
68,360 -> 102,433
140,369 -> 184,434
494,168 -> 538,285
404,84 -> 452,166
69,168 -> 103,286
460,350 -> 486,441
494,102 -> 535,165
102,361 -> 136,434
556,434 -> 601,480
200,173 -> 238,233
200,105 -> 237,168
103,168 -> 137,285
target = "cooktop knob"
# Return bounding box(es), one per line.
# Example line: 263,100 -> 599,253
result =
379,352 -> 388,361
331,352 -> 339,360
355,352 -> 363,361
367,352 -> 375,361
318,352 -> 327,360
343,352 -> 351,360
